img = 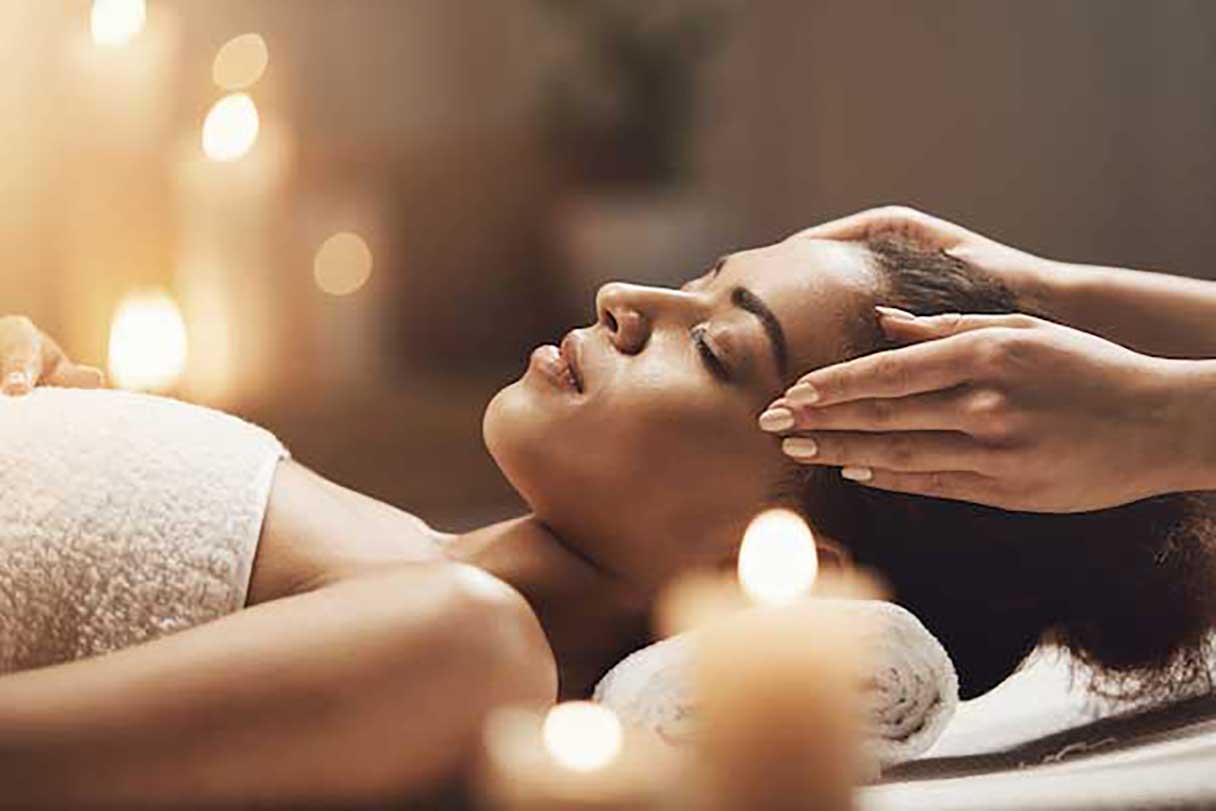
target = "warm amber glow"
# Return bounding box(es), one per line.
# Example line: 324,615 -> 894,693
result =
541,702 -> 623,773
212,33 -> 269,90
90,0 -> 146,47
314,231 -> 373,296
108,291 -> 188,392
737,508 -> 818,605
201,93 -> 260,162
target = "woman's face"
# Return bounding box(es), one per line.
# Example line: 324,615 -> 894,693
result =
483,235 -> 879,585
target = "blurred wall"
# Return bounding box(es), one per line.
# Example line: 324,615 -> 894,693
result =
700,0 -> 1216,276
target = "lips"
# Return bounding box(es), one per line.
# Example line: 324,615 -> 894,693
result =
559,331 -> 585,393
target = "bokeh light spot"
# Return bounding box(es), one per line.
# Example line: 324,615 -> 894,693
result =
314,232 -> 374,296
201,93 -> 260,162
108,291 -> 188,392
91,0 -> 146,47
212,33 -> 269,90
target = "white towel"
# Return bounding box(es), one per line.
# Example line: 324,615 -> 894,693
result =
594,600 -> 959,773
0,388 -> 287,673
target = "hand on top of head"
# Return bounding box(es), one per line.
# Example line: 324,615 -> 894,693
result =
0,315 -> 105,396
798,204 -> 1056,304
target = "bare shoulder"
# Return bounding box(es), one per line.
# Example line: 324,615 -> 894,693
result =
248,459 -> 447,604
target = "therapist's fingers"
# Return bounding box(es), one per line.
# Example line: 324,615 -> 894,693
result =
0,316 -> 43,395
837,467 -> 1002,505
766,334 -> 981,415
876,308 -> 1040,343
781,430 -> 988,473
776,389 -> 971,433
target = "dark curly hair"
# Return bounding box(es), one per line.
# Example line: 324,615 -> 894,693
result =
785,236 -> 1216,700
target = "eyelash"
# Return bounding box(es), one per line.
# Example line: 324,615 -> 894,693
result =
692,326 -> 730,382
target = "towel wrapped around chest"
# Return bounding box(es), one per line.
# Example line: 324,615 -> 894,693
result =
0,388 -> 287,673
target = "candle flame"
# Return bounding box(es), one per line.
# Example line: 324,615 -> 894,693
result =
90,0 -> 146,47
212,33 -> 269,90
541,702 -> 623,773
201,93 -> 260,162
737,508 -> 818,605
108,291 -> 188,392
314,232 -> 373,296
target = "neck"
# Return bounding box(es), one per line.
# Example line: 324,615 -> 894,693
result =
445,514 -> 652,698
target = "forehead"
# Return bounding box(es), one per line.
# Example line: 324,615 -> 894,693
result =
725,237 -> 879,376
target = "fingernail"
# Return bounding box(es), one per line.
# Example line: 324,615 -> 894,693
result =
875,306 -> 917,322
758,407 -> 795,432
2,371 -> 29,394
785,382 -> 819,406
841,466 -> 873,482
782,436 -> 818,459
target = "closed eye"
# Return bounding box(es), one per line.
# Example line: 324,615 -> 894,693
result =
692,326 -> 730,382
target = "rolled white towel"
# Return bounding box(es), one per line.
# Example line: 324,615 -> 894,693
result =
0,388 -> 287,673
593,600 -> 959,774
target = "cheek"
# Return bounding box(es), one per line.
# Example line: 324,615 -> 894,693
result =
594,379 -> 778,509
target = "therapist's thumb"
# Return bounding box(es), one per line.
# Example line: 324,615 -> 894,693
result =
875,307 -> 1039,343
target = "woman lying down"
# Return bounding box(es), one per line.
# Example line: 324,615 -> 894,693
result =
3,231 -> 1214,807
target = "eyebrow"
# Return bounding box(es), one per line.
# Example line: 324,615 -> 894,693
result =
731,286 -> 789,381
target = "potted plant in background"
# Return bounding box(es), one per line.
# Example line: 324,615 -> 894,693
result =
539,0 -> 733,309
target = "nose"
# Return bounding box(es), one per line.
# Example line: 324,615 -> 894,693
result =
595,281 -> 695,355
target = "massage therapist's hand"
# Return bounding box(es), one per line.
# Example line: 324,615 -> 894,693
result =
0,315 -> 104,396
760,311 -> 1216,512
799,205 -> 1058,306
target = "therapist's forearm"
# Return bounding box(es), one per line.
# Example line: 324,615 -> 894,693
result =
1026,261 -> 1216,359
1160,358 -> 1216,494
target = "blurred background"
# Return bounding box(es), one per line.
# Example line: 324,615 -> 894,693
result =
3,0 -> 1215,529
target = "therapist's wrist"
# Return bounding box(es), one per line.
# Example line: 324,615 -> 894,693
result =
1011,257 -> 1083,319
1153,358 -> 1216,495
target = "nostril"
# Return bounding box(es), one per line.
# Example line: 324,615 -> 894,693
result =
604,310 -> 618,332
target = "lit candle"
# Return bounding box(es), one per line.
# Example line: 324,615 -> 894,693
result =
684,509 -> 874,810
57,2 -> 182,366
64,0 -> 180,151
172,109 -> 291,406
478,701 -> 679,810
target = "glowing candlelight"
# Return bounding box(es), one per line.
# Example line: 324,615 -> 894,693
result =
90,0 -> 145,47
541,702 -> 624,773
738,508 -> 818,605
212,33 -> 269,90
173,119 -> 290,406
479,703 -> 677,810
314,232 -> 373,296
202,93 -> 260,162
688,511 -> 864,810
108,291 -> 188,393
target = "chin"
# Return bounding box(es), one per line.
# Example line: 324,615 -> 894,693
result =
484,378 -> 600,532
483,379 -> 547,510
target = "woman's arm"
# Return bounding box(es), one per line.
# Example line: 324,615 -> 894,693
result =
0,563 -> 556,809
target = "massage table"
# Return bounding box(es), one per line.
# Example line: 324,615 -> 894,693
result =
864,649 -> 1216,810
